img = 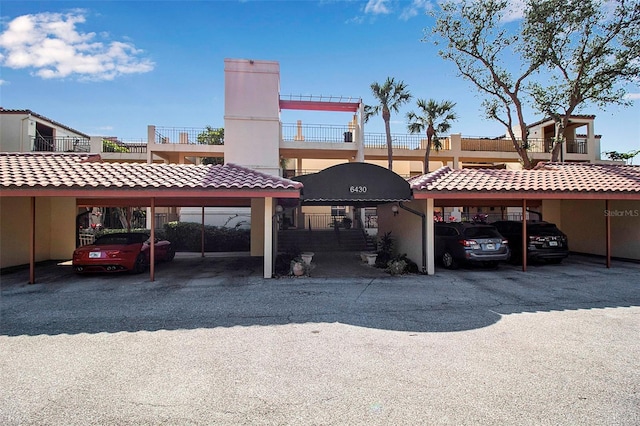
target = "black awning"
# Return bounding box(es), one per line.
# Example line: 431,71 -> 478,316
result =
293,162 -> 412,207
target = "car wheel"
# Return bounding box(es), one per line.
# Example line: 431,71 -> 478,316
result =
132,253 -> 148,274
441,251 -> 458,269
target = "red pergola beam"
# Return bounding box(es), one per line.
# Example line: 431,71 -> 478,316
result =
279,99 -> 360,112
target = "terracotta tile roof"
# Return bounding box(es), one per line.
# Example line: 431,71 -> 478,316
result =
410,163 -> 640,197
0,152 -> 302,192
526,114 -> 596,129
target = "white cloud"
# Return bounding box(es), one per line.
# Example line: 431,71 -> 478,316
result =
365,0 -> 391,15
400,0 -> 433,21
0,79 -> 6,86
624,93 -> 640,100
0,11 -> 154,81
362,0 -> 522,22
501,0 -> 526,22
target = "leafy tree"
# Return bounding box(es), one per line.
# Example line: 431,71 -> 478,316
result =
430,0 -> 640,167
407,99 -> 457,173
525,0 -> 640,161
364,77 -> 412,171
603,149 -> 640,164
197,126 -> 224,165
102,139 -> 129,153
430,0 -> 542,169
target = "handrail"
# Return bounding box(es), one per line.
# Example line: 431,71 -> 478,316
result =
149,124 -> 589,155
31,136 -> 90,152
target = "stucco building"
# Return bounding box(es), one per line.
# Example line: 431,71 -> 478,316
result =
1,59 -> 638,282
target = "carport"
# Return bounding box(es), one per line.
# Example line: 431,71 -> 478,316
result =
409,163 -> 640,273
0,153 -> 302,283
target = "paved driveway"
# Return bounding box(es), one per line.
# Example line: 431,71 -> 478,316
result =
1,255 -> 639,425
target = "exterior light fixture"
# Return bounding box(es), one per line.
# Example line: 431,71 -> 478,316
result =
275,205 -> 284,214
391,205 -> 399,217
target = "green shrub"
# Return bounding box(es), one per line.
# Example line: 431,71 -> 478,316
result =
102,139 -> 129,153
274,248 -> 301,276
162,221 -> 250,252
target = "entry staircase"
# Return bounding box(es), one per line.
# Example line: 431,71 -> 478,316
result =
277,229 -> 375,253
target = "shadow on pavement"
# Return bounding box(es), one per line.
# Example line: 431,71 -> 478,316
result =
1,253 -> 639,336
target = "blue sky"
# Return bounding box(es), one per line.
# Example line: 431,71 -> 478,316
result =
1,0 -> 638,163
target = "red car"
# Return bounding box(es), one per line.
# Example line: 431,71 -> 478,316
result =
73,232 -> 175,273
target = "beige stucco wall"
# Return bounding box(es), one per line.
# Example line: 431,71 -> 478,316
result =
541,200 -> 562,228
224,59 -> 281,175
559,199 -> 640,260
377,201 -> 425,269
0,197 -> 76,269
49,198 -> 77,259
250,198 -> 266,257
0,113 -> 26,152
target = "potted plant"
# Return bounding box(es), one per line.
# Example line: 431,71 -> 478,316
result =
290,257 -> 310,276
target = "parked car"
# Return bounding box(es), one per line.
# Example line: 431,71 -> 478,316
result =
434,222 -> 511,269
73,232 -> 175,274
491,220 -> 569,264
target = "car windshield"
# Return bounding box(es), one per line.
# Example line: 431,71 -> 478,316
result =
464,226 -> 502,239
93,234 -> 148,245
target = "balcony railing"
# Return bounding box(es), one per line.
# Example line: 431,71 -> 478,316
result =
150,123 -> 588,156
461,137 -> 588,155
103,138 -> 147,154
567,140 -> 587,154
32,136 -> 90,153
461,137 -> 550,153
155,127 -> 220,145
282,123 -> 354,143
364,133 -> 451,151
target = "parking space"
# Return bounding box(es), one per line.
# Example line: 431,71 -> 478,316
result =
2,252 -> 639,424
0,250 -> 634,287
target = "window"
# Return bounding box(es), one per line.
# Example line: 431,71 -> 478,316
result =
331,206 -> 346,217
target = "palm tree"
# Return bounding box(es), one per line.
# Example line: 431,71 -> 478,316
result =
364,77 -> 411,171
407,99 -> 457,174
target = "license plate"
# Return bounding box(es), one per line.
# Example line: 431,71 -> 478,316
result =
89,251 -> 102,258
548,241 -> 558,247
485,243 -> 495,250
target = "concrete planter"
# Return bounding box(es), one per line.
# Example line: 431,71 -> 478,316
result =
300,252 -> 314,266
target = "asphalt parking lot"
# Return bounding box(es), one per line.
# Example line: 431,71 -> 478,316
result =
1,253 -> 639,425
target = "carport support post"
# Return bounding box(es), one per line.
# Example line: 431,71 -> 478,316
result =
29,197 -> 35,284
522,199 -> 527,272
150,198 -> 156,282
426,199 -> 435,275
201,207 -> 205,258
606,199 -> 611,268
264,197 -> 275,278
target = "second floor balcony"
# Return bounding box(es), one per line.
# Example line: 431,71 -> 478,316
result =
144,123 -> 591,162
32,136 -> 90,153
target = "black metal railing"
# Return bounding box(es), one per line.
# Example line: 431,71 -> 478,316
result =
566,140 -> 587,154
155,127 -> 223,145
282,123 -> 354,143
102,138 -> 148,153
151,123 -> 589,156
303,214 -> 348,230
32,136 -> 90,152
